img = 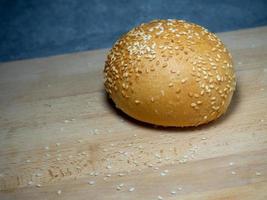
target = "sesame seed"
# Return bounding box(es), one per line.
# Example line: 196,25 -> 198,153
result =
191,103 -> 197,107
162,63 -> 168,68
45,146 -> 49,150
107,165 -> 112,169
151,97 -> 155,102
56,142 -> 61,146
88,180 -> 95,185
181,78 -> 187,83
116,186 -> 122,191
36,184 -> 41,188
168,83 -> 174,87
171,191 -> 177,195
196,101 -> 202,105
231,171 -> 236,175
177,187 -> 183,191
229,162 -> 234,166
57,190 -> 62,195
129,187 -> 135,192
176,89 -> 181,94
256,172 -> 261,176
28,181 -> 33,185
158,195 -> 163,200
201,137 -> 207,140
160,172 -> 166,176
179,159 -> 187,164
36,173 -> 42,177
134,100 -> 140,104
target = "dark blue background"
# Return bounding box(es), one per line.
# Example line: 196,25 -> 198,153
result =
1,0 -> 267,62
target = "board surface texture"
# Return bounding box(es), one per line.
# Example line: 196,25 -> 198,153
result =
0,26 -> 267,200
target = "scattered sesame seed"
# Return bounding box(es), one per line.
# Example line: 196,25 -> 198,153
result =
162,63 -> 168,68
45,146 -> 49,150
116,186 -> 122,191
28,181 -> 33,185
229,162 -> 234,166
201,137 -> 207,140
88,180 -> 95,185
56,142 -> 61,146
26,159 -> 31,163
57,190 -> 62,195
135,100 -> 140,104
177,187 -> 183,191
36,184 -> 41,188
171,191 -> 176,195
129,187 -> 135,192
94,172 -> 99,176
181,78 -> 187,83
118,173 -> 125,177
36,173 -> 42,177
256,172 -> 261,176
191,102 -> 196,107
160,172 -> 166,176
158,195 -> 163,200
179,159 -> 187,164
107,165 -> 112,169
196,100 -> 202,105
231,171 -> 236,175
155,154 -> 161,158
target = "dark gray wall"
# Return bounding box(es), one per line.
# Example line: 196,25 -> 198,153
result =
1,0 -> 267,62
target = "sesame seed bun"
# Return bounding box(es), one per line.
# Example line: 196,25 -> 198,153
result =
104,19 -> 236,127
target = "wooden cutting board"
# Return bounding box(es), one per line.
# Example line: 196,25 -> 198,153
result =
0,26 -> 267,200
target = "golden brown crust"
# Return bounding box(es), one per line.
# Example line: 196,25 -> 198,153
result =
104,19 -> 236,127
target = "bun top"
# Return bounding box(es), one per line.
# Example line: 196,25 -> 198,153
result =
104,19 -> 236,127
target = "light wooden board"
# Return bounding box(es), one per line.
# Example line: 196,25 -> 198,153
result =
0,26 -> 267,200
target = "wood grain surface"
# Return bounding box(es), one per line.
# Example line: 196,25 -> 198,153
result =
0,26 -> 267,200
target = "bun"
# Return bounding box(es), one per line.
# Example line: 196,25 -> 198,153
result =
104,19 -> 236,127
